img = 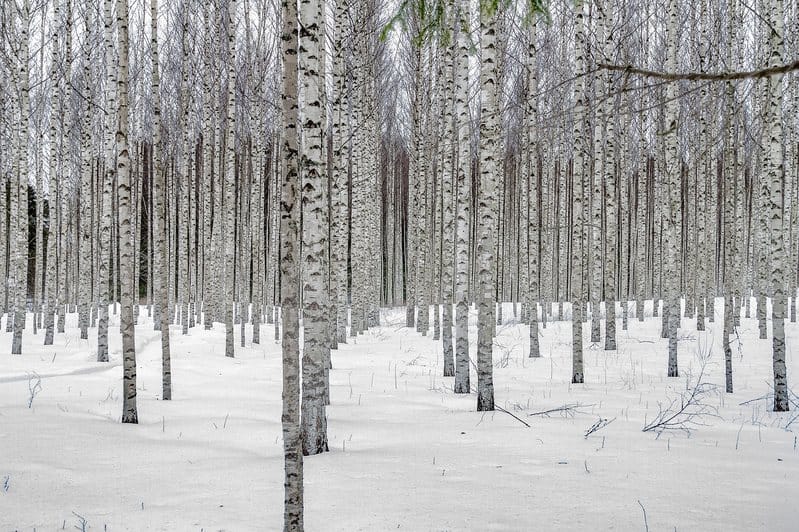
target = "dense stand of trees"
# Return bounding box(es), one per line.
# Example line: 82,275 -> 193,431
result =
1,0 -> 797,529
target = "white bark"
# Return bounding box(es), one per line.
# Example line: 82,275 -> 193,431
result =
453,4 -> 471,395
441,29 -> 456,375
117,0 -> 137,424
476,7 -> 498,412
331,0 -> 349,345
11,0 -> 31,355
280,0 -> 304,523
571,0 -> 587,384
224,0 -> 237,358
97,0 -> 116,363
766,0 -> 788,412
151,0 -> 171,400
299,0 -> 329,455
664,0 -> 680,378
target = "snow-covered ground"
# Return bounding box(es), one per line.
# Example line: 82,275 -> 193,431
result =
1,300 -> 797,531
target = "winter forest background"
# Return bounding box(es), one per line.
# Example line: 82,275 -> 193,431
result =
1,0 -> 798,529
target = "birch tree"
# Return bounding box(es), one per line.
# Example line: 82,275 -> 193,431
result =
453,2 -> 471,395
299,0 -> 330,455
117,0 -> 137,424
224,0 -> 237,359
663,0 -> 680,378
43,0 -> 61,346
152,0 -> 171,400
476,3 -> 498,411
9,0 -> 31,355
440,29 -> 455,376
571,0 -> 586,384
97,0 -> 116,363
524,18 -> 541,359
281,0 -> 304,522
765,0 -> 789,412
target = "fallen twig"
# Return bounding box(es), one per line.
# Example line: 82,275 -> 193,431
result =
643,359 -> 719,435
528,403 -> 594,418
637,500 -> 649,532
495,404 -> 531,428
585,417 -> 616,438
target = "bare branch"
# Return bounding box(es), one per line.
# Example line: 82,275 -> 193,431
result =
598,59 -> 799,81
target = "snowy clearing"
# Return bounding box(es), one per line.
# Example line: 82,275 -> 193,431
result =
1,301 -> 797,531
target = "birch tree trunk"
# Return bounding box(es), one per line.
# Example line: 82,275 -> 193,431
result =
7,47 -> 17,335
405,43 -> 421,331
224,0 -> 237,358
571,0 -> 586,384
117,0 -> 137,424
97,0 -> 116,363
32,5 -> 46,336
251,137 -> 263,345
601,3 -> 617,351
151,0 -> 171,400
453,5 -> 471,394
589,3 -> 604,345
441,30 -> 456,376
525,19 -> 541,358
179,10 -> 191,336
695,0 -> 709,332
300,0 -> 330,455
201,3 -> 215,331
331,0 -> 349,345
44,0 -> 61,346
766,0 -> 789,412
280,0 -> 304,523
11,0 -> 31,355
410,45 -> 427,336
78,8 -> 92,341
476,7 -> 498,412
664,0 -> 680,378
57,0 -> 73,335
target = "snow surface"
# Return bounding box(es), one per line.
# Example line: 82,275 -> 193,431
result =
1,300 -> 797,531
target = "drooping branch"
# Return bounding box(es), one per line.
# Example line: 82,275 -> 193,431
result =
598,58 -> 799,81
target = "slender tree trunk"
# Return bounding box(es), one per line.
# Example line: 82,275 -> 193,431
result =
299,0 -> 330,455
664,0 -> 680,378
525,20 -> 541,358
280,0 -> 304,522
78,8 -> 92,341
331,0 -> 349,345
32,5 -> 47,336
602,4 -> 617,351
57,0 -> 73,335
441,30 -> 456,375
695,3 -> 709,332
476,8 -> 499,412
44,0 -> 62,345
117,0 -> 137,424
224,0 -> 237,358
97,0 -> 116,363
179,11 -> 191,336
766,0 -> 788,411
11,0 -> 31,355
571,0 -> 587,384
453,5 -> 471,394
201,3 -> 215,331
151,0 -> 171,400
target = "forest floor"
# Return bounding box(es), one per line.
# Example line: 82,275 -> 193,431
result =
1,300 -> 798,531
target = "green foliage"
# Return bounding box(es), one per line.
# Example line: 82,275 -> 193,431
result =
380,0 -> 549,47
380,0 -> 452,47
524,0 -> 550,24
